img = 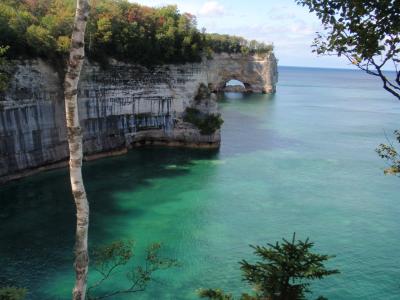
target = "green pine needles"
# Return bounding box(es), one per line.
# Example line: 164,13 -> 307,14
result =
0,286 -> 27,300
199,233 -> 339,300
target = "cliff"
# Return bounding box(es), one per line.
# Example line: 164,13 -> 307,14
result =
0,52 -> 278,182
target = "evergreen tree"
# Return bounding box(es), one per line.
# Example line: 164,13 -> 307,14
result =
0,0 -> 273,65
199,234 -> 339,300
240,233 -> 339,300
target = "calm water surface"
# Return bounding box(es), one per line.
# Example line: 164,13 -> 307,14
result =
1,67 -> 400,299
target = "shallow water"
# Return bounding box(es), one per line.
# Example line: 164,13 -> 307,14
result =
1,66 -> 400,299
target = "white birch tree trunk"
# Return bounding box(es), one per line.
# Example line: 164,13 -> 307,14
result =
64,1 -> 90,299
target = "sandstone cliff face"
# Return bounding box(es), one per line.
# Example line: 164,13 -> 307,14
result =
0,53 -> 278,182
207,52 -> 278,93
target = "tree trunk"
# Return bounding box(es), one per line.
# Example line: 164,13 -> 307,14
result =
64,1 -> 90,299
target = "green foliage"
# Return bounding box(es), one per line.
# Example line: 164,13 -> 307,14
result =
199,233 -> 339,300
202,289 -> 253,299
87,240 -> 178,300
240,233 -> 339,299
376,130 -> 400,176
205,33 -> 273,56
198,289 -> 259,300
198,289 -> 234,300
26,25 -> 56,54
199,114 -> 224,135
0,0 -> 273,65
0,45 -> 9,92
195,83 -> 211,102
56,35 -> 71,54
0,286 -> 27,300
183,107 -> 224,135
92,240 -> 133,273
295,0 -> 400,100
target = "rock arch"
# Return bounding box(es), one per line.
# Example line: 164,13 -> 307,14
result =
223,79 -> 247,93
0,53 -> 278,182
206,52 -> 278,94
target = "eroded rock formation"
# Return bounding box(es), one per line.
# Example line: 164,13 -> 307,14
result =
0,52 -> 278,182
208,52 -> 278,93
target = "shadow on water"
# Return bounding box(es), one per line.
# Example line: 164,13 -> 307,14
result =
0,146 -> 219,299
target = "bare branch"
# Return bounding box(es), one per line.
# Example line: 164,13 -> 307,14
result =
370,58 -> 400,100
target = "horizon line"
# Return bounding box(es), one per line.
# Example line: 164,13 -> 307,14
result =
279,65 -> 397,72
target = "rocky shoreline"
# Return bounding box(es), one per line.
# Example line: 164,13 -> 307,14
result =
0,53 -> 277,183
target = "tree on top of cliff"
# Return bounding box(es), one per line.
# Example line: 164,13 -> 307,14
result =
205,33 -> 273,56
295,0 -> 399,100
0,0 -> 273,65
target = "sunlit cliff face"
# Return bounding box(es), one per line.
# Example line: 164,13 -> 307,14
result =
0,53 -> 277,182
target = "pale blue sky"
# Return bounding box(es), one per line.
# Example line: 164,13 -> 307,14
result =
133,0 -> 356,69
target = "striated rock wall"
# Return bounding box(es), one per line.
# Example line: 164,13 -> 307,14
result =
207,52 -> 278,93
0,52 -> 278,182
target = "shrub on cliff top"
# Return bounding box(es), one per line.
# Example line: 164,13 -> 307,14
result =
205,33 -> 273,56
184,107 -> 223,135
0,0 -> 273,65
194,83 -> 211,102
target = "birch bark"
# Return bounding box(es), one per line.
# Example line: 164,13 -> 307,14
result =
64,1 -> 90,299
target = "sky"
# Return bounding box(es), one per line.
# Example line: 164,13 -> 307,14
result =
133,0 -> 357,69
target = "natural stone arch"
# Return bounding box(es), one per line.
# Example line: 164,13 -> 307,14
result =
222,78 -> 249,93
221,77 -> 252,93
225,79 -> 246,87
205,52 -> 278,94
0,52 -> 278,182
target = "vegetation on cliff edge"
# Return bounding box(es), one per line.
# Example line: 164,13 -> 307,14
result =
0,0 -> 273,66
0,46 -> 9,92
183,107 -> 224,135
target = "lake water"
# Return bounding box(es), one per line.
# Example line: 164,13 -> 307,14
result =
1,66 -> 400,299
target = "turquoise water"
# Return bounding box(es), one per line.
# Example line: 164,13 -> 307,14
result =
1,66 -> 400,299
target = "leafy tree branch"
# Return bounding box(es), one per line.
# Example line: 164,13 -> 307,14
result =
296,0 -> 400,100
87,240 -> 178,300
376,130 -> 400,176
